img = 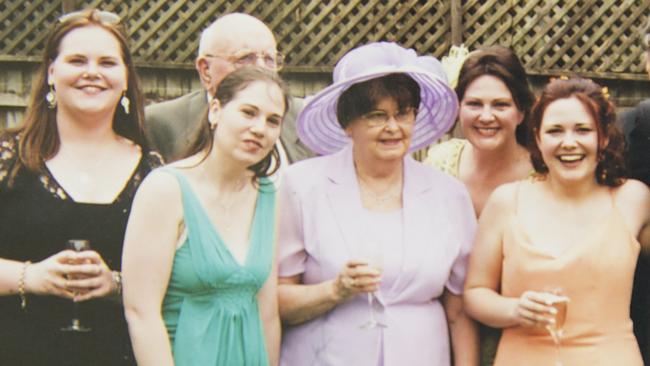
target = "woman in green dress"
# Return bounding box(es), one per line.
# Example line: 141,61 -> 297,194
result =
122,67 -> 287,365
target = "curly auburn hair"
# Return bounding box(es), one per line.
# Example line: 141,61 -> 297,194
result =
527,77 -> 626,187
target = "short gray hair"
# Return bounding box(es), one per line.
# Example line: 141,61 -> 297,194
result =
197,22 -> 217,57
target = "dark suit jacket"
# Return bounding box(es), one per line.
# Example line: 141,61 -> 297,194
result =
620,99 -> 650,186
620,99 -> 650,365
144,90 -> 207,162
145,90 -> 315,163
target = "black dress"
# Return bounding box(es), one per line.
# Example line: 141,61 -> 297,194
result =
0,133 -> 162,366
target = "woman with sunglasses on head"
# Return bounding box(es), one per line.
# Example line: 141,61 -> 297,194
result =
424,45 -> 535,365
464,77 -> 650,365
0,9 -> 160,366
278,42 -> 478,365
122,66 -> 286,366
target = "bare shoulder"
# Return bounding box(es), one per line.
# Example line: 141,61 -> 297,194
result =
483,180 -> 521,213
616,179 -> 650,196
167,154 -> 205,170
135,168 -> 182,207
615,179 -> 650,209
614,180 -> 650,247
614,180 -> 650,224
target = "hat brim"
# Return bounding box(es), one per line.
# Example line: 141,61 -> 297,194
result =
297,66 -> 458,156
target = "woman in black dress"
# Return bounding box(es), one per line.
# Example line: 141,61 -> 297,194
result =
0,9 -> 160,365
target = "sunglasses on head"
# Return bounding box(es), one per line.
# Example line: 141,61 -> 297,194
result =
58,9 -> 121,25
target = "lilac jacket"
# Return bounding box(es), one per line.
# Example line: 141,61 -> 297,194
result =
278,145 -> 476,366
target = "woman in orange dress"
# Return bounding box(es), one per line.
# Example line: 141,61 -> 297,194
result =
464,77 -> 650,365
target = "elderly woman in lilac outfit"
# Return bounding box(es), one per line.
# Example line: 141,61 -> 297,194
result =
278,42 -> 479,366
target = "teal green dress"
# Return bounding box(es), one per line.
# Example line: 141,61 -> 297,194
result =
160,168 -> 274,366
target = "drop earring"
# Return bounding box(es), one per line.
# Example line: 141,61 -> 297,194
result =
120,91 -> 130,114
46,84 -> 56,109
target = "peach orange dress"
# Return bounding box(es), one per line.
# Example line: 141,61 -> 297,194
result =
495,190 -> 643,366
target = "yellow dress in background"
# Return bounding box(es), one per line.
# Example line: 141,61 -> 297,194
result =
423,138 -> 466,178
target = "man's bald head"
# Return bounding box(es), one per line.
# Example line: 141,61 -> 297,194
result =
196,13 -> 279,95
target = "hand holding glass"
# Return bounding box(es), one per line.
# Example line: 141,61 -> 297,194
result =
61,239 -> 92,332
544,288 -> 569,366
358,244 -> 385,329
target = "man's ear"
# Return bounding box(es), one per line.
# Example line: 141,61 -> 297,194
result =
196,57 -> 211,89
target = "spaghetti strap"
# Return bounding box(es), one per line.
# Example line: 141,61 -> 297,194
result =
513,180 -> 523,216
156,166 -> 191,192
154,167 -> 205,235
608,186 -> 618,209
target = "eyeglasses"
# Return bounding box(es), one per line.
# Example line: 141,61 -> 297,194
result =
58,10 -> 121,25
204,50 -> 284,70
361,107 -> 417,128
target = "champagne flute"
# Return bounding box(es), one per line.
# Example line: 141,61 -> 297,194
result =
358,238 -> 386,329
544,287 -> 569,366
61,239 -> 92,332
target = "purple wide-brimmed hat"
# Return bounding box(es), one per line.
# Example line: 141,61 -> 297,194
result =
297,42 -> 458,155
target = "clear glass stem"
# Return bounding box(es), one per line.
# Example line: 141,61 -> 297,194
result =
71,301 -> 80,323
553,335 -> 562,366
367,293 -> 376,324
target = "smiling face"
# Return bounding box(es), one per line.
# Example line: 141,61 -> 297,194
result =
211,80 -> 284,166
537,96 -> 602,185
345,96 -> 415,164
459,75 -> 524,151
47,25 -> 127,119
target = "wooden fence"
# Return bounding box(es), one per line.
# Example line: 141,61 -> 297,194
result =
1,0 -> 649,128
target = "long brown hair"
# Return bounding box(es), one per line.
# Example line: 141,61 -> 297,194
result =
6,8 -> 146,185
528,77 -> 626,187
181,66 -> 289,181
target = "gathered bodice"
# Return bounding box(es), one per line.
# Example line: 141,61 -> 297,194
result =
160,167 -> 275,366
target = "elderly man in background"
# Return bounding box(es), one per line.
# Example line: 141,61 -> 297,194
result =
145,12 -> 313,163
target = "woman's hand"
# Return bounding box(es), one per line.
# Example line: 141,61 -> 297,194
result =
333,259 -> 382,301
511,290 -> 558,328
23,250 -> 76,299
24,250 -> 116,301
65,250 -> 117,301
